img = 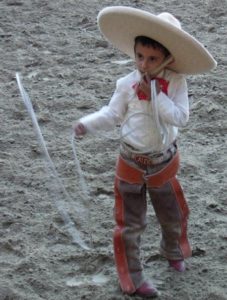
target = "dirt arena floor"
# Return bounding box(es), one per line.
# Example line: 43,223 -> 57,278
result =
0,0 -> 226,299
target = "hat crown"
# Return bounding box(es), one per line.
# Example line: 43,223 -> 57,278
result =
157,12 -> 181,29
98,6 -> 217,74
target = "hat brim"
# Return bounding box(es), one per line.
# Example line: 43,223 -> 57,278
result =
98,6 -> 217,75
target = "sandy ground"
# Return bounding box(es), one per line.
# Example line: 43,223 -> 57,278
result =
0,0 -> 227,299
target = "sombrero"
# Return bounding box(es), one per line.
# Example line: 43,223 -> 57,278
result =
97,6 -> 217,75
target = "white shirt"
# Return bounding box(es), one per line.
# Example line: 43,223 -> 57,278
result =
80,69 -> 189,153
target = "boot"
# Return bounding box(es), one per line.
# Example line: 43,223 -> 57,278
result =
135,280 -> 158,298
168,259 -> 186,272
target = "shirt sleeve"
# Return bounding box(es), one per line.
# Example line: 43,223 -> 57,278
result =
157,74 -> 189,127
79,78 -> 128,133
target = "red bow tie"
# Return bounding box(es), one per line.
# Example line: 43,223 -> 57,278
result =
132,78 -> 169,101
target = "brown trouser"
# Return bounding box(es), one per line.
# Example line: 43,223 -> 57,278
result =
113,152 -> 191,294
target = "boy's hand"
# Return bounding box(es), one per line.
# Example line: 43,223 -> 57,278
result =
138,75 -> 161,100
73,122 -> 87,137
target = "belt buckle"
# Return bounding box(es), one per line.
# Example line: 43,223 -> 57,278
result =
134,155 -> 153,166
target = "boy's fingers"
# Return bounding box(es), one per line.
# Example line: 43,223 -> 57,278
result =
144,74 -> 151,84
73,122 -> 86,137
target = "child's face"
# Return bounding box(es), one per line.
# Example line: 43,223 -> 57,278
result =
135,42 -> 166,75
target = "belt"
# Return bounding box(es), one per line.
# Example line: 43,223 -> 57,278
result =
120,141 -> 177,166
116,151 -> 180,188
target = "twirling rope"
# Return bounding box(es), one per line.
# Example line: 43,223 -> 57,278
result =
16,73 -> 90,250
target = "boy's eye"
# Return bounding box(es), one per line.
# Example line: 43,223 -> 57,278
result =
136,53 -> 158,63
137,53 -> 143,60
149,57 -> 156,62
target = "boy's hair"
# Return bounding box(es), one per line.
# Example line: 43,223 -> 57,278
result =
134,35 -> 170,57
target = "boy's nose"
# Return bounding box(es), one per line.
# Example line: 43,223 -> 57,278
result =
141,60 -> 148,70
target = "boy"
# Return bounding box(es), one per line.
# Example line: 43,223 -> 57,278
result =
74,7 -> 216,298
